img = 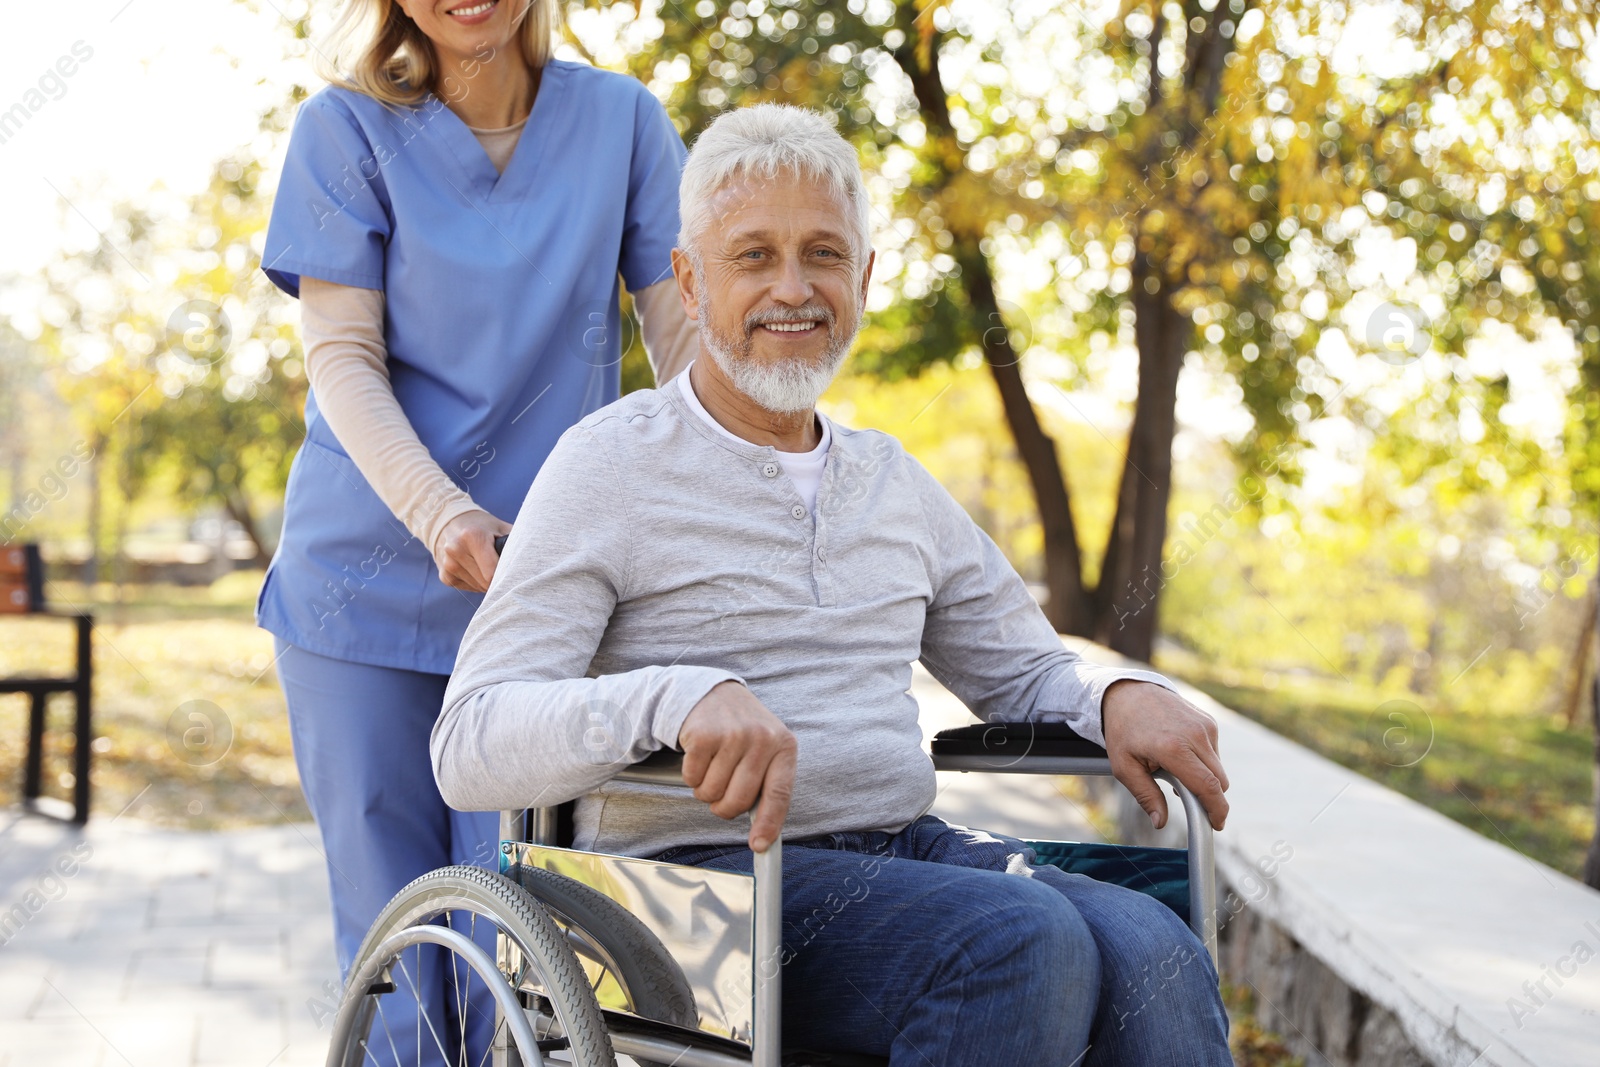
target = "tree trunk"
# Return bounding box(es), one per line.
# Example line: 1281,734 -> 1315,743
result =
890,24 -> 1095,634
890,2 -> 1198,650
111,461 -> 129,601
955,242 -> 1093,634
82,431 -> 105,585
1091,265 -> 1188,661
222,488 -> 270,567
1580,655 -> 1593,889
1561,574 -> 1597,728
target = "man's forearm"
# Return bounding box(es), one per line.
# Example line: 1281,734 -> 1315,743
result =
1033,653 -> 1180,748
430,664 -> 741,811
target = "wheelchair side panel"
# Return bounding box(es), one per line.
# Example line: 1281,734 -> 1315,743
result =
510,843 -> 759,1047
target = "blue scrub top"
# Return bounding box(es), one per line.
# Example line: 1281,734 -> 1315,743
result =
257,60 -> 686,675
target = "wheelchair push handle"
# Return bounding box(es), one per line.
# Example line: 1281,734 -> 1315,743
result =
492,532 -> 508,556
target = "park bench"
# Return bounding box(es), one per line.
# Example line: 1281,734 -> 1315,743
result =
0,543 -> 93,824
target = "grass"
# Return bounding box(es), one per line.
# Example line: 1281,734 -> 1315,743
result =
1156,648 -> 1598,881
0,571 -> 307,829
1223,982 -> 1305,1067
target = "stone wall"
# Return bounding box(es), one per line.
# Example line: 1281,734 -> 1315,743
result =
1217,899 -> 1432,1067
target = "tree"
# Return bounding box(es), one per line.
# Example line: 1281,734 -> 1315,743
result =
586,0 -> 1299,656
585,0 -> 1600,668
11,80 -> 312,572
135,140 -> 311,562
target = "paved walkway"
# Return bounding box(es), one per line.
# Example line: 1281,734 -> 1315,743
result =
0,811 -> 338,1067
0,666 -> 1094,1066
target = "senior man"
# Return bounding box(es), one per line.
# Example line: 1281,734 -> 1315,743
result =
434,104 -> 1232,1065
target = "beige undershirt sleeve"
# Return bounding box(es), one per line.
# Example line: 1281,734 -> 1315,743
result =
632,280 -> 698,385
295,121 -> 700,561
299,278 -> 484,558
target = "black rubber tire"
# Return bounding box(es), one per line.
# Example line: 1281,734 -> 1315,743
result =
328,864 -> 616,1067
508,863 -> 698,1026
509,863 -> 699,1063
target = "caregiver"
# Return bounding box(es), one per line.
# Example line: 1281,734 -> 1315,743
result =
256,0 -> 695,996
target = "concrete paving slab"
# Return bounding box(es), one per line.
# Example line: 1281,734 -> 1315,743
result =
0,811 -> 337,1067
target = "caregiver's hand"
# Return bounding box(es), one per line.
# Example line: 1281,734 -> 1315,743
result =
435,509 -> 512,593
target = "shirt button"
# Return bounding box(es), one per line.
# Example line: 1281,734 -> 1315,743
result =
762,462 -> 780,478
790,504 -> 807,520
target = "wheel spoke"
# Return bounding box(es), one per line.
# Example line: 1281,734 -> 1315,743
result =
473,1016 -> 507,1067
452,912 -> 470,1064
371,989 -> 404,1067
396,951 -> 455,1063
591,961 -> 613,998
457,974 -> 469,1065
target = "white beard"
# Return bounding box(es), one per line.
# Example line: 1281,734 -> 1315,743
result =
695,278 -> 856,415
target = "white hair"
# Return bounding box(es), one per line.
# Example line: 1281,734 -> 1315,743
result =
678,103 -> 872,260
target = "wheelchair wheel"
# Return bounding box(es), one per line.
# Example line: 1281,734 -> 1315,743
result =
508,864 -> 698,1067
325,865 -> 615,1067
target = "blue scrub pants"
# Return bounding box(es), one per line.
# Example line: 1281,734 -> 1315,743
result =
274,637 -> 499,1065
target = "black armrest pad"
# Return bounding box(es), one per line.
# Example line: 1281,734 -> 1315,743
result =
628,749 -> 686,774
931,721 -> 1108,760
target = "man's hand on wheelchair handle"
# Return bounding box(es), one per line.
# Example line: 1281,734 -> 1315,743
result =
677,681 -> 797,853
1101,680 -> 1230,831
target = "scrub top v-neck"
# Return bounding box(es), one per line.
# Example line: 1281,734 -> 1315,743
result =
258,60 -> 687,674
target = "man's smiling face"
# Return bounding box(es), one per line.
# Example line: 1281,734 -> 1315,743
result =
678,170 -> 874,413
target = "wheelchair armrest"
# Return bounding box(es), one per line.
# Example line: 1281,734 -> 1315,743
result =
613,749 -> 687,787
931,720 -> 1107,758
620,724 -> 1107,782
930,721 -> 1112,775
931,721 -> 1218,961
520,752 -> 688,848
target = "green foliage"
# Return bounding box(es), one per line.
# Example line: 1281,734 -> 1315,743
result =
1224,982 -> 1306,1067
7,88 -> 311,564
573,1 -> 1600,652
134,149 -> 310,555
1173,656 -> 1596,879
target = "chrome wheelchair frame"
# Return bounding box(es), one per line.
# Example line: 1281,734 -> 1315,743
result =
325,732 -> 1217,1067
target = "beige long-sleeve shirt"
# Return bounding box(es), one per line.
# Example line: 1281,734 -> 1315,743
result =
297,116 -> 699,559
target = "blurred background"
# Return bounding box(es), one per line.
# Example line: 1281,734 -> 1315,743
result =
1,0 -> 1596,1007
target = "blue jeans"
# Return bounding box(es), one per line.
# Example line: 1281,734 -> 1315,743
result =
654,815 -> 1231,1067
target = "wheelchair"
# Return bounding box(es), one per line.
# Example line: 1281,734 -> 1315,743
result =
323,720 -> 1219,1067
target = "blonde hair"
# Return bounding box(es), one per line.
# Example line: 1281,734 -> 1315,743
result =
316,0 -> 559,108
